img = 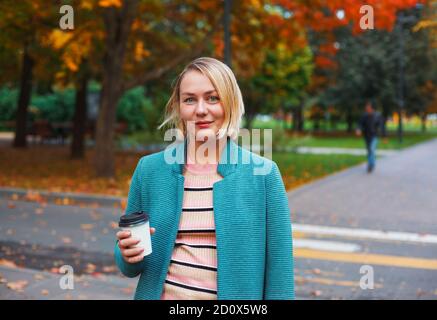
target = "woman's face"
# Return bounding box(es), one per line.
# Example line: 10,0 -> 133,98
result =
179,70 -> 225,138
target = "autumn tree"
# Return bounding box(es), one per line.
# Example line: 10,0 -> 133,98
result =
0,1 -> 60,148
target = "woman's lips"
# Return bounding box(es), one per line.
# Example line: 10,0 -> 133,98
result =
195,121 -> 213,129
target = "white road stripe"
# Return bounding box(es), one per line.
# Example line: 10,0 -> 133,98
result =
294,239 -> 361,253
293,224 -> 437,244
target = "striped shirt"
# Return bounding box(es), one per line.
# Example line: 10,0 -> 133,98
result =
161,161 -> 223,300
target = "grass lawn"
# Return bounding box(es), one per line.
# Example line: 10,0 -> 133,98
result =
273,152 -> 366,190
279,132 -> 437,150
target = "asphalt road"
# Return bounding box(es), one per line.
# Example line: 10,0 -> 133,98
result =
289,138 -> 437,299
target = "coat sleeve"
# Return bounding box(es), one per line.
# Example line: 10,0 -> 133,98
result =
264,162 -> 295,300
114,157 -> 147,278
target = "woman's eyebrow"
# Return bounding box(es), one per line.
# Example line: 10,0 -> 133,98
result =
181,90 -> 217,96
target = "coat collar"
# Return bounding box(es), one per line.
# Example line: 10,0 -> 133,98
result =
171,137 -> 238,177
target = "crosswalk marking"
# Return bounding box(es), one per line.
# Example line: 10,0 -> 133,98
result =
293,223 -> 437,244
294,239 -> 361,253
295,248 -> 437,270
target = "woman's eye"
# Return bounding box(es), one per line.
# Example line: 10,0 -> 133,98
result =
208,96 -> 220,103
184,97 -> 195,103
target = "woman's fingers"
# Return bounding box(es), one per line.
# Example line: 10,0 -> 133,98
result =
116,230 -> 131,240
126,254 -> 144,264
123,247 -> 144,257
119,237 -> 140,248
117,227 -> 154,263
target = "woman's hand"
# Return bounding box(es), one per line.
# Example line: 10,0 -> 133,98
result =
116,227 -> 155,264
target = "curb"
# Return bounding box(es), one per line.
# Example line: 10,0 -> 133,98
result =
0,187 -> 125,208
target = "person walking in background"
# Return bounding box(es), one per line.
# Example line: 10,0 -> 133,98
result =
356,101 -> 383,173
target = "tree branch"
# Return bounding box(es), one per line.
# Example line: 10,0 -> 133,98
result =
121,18 -> 220,92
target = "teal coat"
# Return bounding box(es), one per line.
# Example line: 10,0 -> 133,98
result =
114,139 -> 295,300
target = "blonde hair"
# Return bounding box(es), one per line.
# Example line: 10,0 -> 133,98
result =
158,57 -> 245,140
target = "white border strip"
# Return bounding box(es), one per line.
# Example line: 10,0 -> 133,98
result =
293,224 -> 437,244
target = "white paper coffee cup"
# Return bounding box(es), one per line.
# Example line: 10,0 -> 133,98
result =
119,211 -> 152,258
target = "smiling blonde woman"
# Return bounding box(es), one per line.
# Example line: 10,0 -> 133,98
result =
115,57 -> 295,300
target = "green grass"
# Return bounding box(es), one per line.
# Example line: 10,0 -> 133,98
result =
249,117 -> 437,133
272,152 -> 366,190
280,132 -> 437,150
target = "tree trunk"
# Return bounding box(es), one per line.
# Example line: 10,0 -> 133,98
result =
313,119 -> 320,131
421,112 -> 427,133
245,112 -> 256,130
381,111 -> 388,138
13,45 -> 34,148
94,1 -> 138,177
297,101 -> 304,132
346,110 -> 354,133
292,105 -> 304,132
71,64 -> 89,159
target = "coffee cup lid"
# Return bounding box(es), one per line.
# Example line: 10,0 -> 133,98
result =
119,211 -> 149,227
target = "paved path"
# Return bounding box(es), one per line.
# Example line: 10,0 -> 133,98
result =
289,138 -> 437,299
0,196 -> 137,299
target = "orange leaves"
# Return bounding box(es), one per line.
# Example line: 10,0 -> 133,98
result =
80,224 -> 94,231
134,41 -> 151,62
120,198 -> 127,211
47,30 -> 74,50
80,0 -> 94,10
25,191 -> 44,203
6,280 -> 28,292
0,144 -> 139,197
61,237 -> 72,244
99,0 -> 122,8
0,259 -> 17,268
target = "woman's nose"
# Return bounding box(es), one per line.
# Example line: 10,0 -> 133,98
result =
195,99 -> 208,116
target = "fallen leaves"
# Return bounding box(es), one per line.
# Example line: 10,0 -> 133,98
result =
0,259 -> 17,268
55,197 -> 72,206
311,290 -> 323,297
33,273 -> 45,281
61,237 -> 72,244
121,287 -> 133,295
312,268 -> 321,275
85,263 -> 96,274
120,198 -> 127,211
80,224 -> 94,231
6,280 -> 28,292
102,265 -> 117,273
0,145 -> 139,197
25,191 -> 44,203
